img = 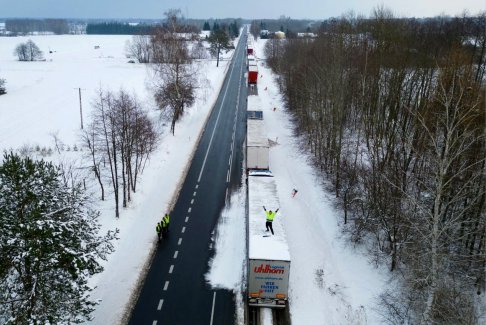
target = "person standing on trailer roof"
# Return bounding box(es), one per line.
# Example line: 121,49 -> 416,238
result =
263,206 -> 279,235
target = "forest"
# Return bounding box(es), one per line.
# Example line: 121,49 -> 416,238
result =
263,9 -> 486,324
5,19 -> 69,35
86,22 -> 156,35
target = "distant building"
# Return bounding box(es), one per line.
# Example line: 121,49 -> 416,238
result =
260,29 -> 269,39
200,30 -> 210,39
297,32 -> 317,38
174,32 -> 197,41
0,22 -> 13,36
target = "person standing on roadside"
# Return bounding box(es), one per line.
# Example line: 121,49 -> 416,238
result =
162,213 -> 170,238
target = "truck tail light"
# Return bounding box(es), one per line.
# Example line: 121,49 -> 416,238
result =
250,293 -> 260,297
276,294 -> 286,299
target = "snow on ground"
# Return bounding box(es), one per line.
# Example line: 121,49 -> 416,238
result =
1,32 -> 389,325
207,36 -> 389,324
0,34 -> 234,324
0,35 -> 151,149
206,187 -> 247,324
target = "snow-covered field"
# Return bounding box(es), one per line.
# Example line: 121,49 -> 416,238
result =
0,33 -> 389,324
0,35 -> 151,149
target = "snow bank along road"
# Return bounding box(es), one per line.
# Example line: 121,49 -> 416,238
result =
128,32 -> 249,324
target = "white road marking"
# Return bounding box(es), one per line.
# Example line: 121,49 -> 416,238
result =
163,281 -> 169,291
193,191 -> 197,196
196,184 -> 199,189
188,207 -> 192,213
157,299 -> 164,310
178,238 -> 182,245
210,291 -> 217,325
225,57 -> 244,185
185,216 -> 189,222
182,226 -> 186,233
228,154 -> 233,178
152,321 -> 157,325
197,48 -> 239,183
169,265 -> 174,274
190,199 -> 194,205
173,251 -> 179,259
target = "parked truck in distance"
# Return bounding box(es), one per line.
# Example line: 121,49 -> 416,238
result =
248,65 -> 258,84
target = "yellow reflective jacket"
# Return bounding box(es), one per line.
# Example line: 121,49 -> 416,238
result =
162,214 -> 170,226
265,211 -> 276,221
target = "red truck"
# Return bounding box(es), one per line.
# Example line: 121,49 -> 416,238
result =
248,65 -> 258,84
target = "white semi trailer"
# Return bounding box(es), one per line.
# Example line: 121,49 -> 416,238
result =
247,112 -> 269,170
247,171 -> 290,308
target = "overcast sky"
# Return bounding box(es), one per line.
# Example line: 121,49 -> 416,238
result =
0,0 -> 483,19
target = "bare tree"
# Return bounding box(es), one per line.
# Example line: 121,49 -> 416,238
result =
14,39 -> 43,61
85,88 -> 158,217
151,9 -> 197,135
413,52 -> 485,324
0,78 -> 6,95
81,124 -> 105,201
14,43 -> 28,61
191,40 -> 208,60
125,34 -> 152,63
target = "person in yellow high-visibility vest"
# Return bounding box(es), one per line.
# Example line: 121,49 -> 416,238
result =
263,206 -> 279,235
156,221 -> 162,242
162,213 -> 170,238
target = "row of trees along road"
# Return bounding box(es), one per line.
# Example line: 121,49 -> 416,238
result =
263,9 -> 486,324
0,153 -> 118,323
84,9 -> 237,219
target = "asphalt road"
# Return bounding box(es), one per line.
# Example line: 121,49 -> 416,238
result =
128,30 -> 249,325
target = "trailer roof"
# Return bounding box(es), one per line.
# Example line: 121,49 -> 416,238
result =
247,119 -> 268,147
249,65 -> 258,72
248,174 -> 290,261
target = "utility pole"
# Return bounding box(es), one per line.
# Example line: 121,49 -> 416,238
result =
75,88 -> 84,129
